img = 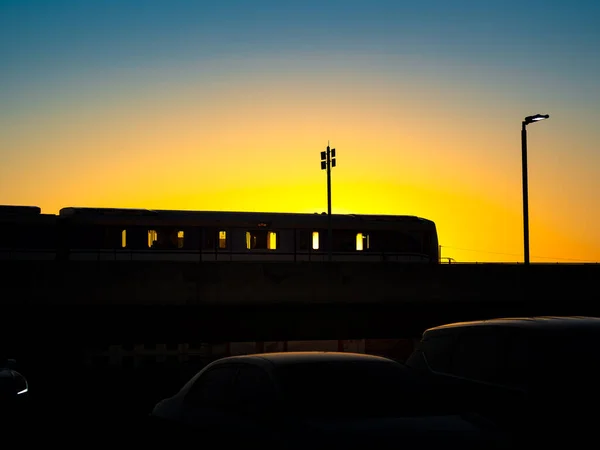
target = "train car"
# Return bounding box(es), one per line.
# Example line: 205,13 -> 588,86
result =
0,205 -> 58,260
56,207 -> 440,263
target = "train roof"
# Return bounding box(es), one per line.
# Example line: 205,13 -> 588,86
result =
58,206 -> 436,229
0,205 -> 41,215
424,316 -> 600,336
0,205 -> 57,224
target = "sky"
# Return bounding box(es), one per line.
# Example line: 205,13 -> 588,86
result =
1,0 -> 599,263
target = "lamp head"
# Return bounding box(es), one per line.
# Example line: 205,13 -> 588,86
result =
524,114 -> 550,125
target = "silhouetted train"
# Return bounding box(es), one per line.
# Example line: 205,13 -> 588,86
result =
0,205 -> 439,262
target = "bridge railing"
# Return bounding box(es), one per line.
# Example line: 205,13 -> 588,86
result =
3,248 -> 597,264
1,248 -> 434,263
440,257 -> 456,264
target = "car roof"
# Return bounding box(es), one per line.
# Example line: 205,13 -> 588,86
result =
424,316 -> 600,337
213,351 -> 398,367
179,352 -> 404,395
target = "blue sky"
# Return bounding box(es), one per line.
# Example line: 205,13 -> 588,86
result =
3,1 -> 600,84
3,0 -> 600,121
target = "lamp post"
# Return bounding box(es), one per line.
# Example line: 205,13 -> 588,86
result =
320,143 -> 336,261
521,113 -> 549,265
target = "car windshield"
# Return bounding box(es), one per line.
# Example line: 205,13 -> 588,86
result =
275,361 -> 452,418
531,332 -> 600,385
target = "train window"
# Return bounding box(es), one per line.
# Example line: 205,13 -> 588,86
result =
203,229 -> 215,250
148,230 -> 158,248
408,231 -> 425,252
121,230 -> 127,248
298,231 -> 309,250
356,233 -> 370,251
146,229 -> 185,249
245,230 -> 278,250
246,232 -> 256,249
63,225 -> 102,249
332,230 -> 355,252
268,231 -> 277,250
384,232 -> 421,253
312,231 -> 319,250
219,231 -> 227,249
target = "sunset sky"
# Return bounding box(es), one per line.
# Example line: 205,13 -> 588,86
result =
2,0 -> 599,262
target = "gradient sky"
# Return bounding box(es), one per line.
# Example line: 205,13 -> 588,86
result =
1,0 -> 599,262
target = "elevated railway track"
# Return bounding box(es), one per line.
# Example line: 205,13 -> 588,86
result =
1,261 -> 598,342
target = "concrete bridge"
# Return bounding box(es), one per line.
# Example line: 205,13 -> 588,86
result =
2,261 -> 598,305
1,262 -> 599,345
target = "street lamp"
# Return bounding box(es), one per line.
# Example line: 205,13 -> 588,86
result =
521,113 -> 549,265
320,143 -> 336,261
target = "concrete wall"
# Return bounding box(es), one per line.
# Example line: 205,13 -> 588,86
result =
1,261 -> 599,306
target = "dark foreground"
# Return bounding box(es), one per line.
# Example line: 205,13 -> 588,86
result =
10,363 -> 513,450
6,362 -> 201,444
6,360 -> 590,449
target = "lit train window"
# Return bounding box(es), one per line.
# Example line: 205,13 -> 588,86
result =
218,231 -> 227,249
356,233 -> 370,251
268,231 -> 277,250
246,232 -> 255,249
121,230 -> 126,248
177,231 -> 184,249
312,231 -> 319,250
148,230 -> 158,248
245,230 -> 278,250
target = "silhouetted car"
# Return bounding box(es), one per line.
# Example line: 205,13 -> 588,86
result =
150,352 -> 509,449
0,359 -> 29,419
406,316 -> 600,437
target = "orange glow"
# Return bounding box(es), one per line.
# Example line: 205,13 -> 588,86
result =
1,56 -> 599,263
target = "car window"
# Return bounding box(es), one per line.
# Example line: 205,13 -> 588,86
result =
274,361 -> 442,417
421,335 -> 455,373
502,332 -> 530,390
185,365 -> 239,409
451,332 -> 509,385
233,365 -> 277,414
530,331 -> 600,392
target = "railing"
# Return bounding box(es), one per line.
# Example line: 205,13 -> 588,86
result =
4,248 -> 597,264
1,248 -> 435,263
440,257 -> 456,264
